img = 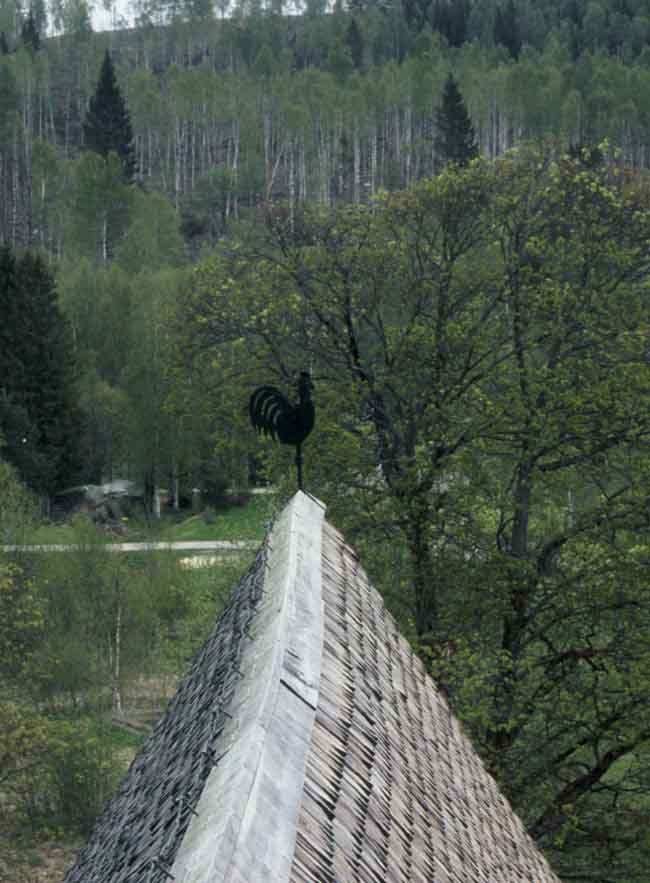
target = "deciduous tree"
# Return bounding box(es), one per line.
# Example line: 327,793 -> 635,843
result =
182,145 -> 650,877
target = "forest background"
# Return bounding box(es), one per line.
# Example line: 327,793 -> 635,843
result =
4,0 -> 650,880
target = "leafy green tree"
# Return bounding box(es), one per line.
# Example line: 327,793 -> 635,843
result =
122,269 -> 188,517
0,455 -> 36,546
0,560 -> 43,683
77,374 -> 128,483
473,147 -> 650,878
185,164 -> 499,637
184,145 -> 650,877
50,0 -> 92,36
434,72 -> 478,167
326,36 -> 354,81
83,50 -> 135,182
115,190 -> 185,273
68,151 -> 133,262
0,464 -> 51,833
58,259 -> 132,387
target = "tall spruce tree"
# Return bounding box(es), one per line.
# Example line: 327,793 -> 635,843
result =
345,17 -> 364,70
0,246 -> 81,495
20,9 -> 40,52
494,0 -> 521,59
431,0 -> 469,47
434,73 -> 478,168
83,50 -> 135,182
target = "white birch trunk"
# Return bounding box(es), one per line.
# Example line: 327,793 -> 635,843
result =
112,593 -> 123,715
101,214 -> 108,263
353,126 -> 360,204
231,119 -> 240,218
299,136 -> 307,202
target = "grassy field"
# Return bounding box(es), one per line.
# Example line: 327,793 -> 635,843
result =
25,492 -> 280,546
162,493 -> 279,542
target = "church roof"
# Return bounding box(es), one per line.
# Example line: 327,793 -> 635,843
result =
64,492 -> 561,883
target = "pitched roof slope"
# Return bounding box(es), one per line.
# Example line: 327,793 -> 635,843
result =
64,492 -> 561,883
291,519 -> 560,883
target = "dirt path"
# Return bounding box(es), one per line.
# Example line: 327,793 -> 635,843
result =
1,540 -> 257,553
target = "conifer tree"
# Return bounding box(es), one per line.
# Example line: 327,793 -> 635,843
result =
0,246 -> 81,494
431,0 -> 469,47
345,16 -> 364,70
83,50 -> 136,182
434,73 -> 478,168
494,0 -> 521,59
20,9 -> 40,52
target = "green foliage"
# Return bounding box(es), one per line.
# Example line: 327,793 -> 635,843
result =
494,0 -> 522,59
0,558 -> 43,681
183,145 -> 650,878
431,0 -> 470,46
122,267 -> 192,514
434,72 -> 478,167
115,190 -> 185,273
0,696 -> 122,835
0,457 -> 36,545
165,494 -> 277,541
30,522 -> 163,703
77,374 -> 129,483
19,9 -> 40,52
48,718 -> 121,833
68,151 -> 133,262
83,49 -> 135,181
7,6 -> 650,257
345,16 -> 364,69
0,246 -> 81,495
0,54 -> 16,133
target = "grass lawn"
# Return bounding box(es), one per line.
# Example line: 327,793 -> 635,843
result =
26,522 -> 80,544
164,493 -> 279,542
20,492 -> 280,546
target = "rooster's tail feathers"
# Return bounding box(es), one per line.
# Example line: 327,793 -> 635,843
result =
249,386 -> 291,439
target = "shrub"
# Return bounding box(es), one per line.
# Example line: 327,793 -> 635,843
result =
50,719 -> 120,834
0,696 -> 121,836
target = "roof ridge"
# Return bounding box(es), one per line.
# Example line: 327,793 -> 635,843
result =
171,492 -> 326,883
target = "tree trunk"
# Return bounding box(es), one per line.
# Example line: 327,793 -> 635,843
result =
111,589 -> 123,715
353,126 -> 360,204
404,495 -> 438,640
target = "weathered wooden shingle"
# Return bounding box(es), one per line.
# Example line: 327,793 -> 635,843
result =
63,545 -> 268,883
64,492 -> 561,883
289,520 -> 560,883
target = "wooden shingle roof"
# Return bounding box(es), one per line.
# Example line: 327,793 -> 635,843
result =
64,492 -> 561,883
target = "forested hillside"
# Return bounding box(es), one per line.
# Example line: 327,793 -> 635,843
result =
3,0 -> 650,251
4,1 -> 650,881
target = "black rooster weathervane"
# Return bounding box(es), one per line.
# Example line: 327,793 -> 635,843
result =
249,372 -> 315,490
